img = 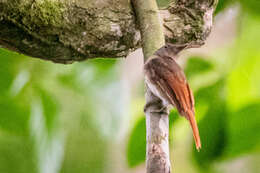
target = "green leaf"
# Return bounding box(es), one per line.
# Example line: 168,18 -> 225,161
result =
61,113 -> 107,173
34,87 -> 59,132
0,99 -> 29,135
185,57 -> 214,80
224,103 -> 260,158
215,0 -> 234,15
87,58 -> 117,77
0,134 -> 37,173
0,49 -> 18,96
127,117 -> 146,167
192,79 -> 228,169
156,0 -> 171,8
227,15 -> 260,109
58,58 -> 118,91
239,0 -> 260,16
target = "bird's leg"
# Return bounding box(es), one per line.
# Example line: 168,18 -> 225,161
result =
144,102 -> 168,113
151,105 -> 168,113
144,90 -> 169,114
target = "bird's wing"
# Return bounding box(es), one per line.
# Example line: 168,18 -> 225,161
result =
149,58 -> 201,150
165,69 -> 195,116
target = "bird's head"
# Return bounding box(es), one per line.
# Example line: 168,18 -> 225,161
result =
154,43 -> 188,59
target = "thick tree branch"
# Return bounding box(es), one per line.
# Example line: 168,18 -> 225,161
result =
161,0 -> 218,46
0,0 -> 217,64
0,0 -> 140,63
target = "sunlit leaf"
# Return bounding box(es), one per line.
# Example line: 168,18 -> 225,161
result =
36,88 -> 59,132
239,0 -> 260,16
185,57 -> 214,80
58,59 -> 118,91
0,99 -> 29,135
215,0 -> 234,14
224,103 -> 260,158
29,98 -> 64,173
227,15 -> 260,110
61,113 -> 107,173
192,79 -> 228,169
127,117 -> 146,167
0,134 -> 37,173
156,0 -> 171,8
0,49 -> 17,96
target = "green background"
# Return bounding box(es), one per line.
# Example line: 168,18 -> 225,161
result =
0,1 -> 259,173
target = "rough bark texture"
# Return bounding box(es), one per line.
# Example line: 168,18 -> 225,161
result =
130,0 -> 165,61
0,0 -> 140,63
162,0 -> 218,46
1,0 -> 217,64
131,0 -> 170,173
145,90 -> 171,173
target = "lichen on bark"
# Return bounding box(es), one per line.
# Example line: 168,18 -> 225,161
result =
161,0 -> 218,46
0,0 -> 218,64
0,0 -> 140,63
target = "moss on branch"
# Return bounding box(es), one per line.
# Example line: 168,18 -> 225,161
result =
0,0 -> 140,63
0,0 -> 218,64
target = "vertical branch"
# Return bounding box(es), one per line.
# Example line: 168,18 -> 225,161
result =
145,90 -> 171,173
131,0 -> 170,173
132,0 -> 165,60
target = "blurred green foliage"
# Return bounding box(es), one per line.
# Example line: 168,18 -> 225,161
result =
225,103 -> 260,158
127,117 -> 145,167
156,0 -> 171,8
215,0 -> 234,14
127,6 -> 260,173
192,79 -> 228,169
0,1 -> 260,173
0,50 -> 123,173
239,0 -> 260,16
184,57 -> 214,80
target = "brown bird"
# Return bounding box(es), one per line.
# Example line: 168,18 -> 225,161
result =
144,44 -> 201,150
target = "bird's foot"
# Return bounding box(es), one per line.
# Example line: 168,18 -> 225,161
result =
144,103 -> 169,114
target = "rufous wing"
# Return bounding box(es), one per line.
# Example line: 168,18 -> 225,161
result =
149,57 -> 201,150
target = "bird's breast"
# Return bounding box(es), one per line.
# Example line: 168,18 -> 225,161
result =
145,76 -> 169,106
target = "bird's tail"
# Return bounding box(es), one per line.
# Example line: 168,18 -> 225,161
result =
186,110 -> 201,151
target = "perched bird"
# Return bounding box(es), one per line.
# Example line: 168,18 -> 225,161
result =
144,44 -> 201,150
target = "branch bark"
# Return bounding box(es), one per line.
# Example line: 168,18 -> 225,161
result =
1,0 -> 217,64
131,0 -> 170,173
0,0 -> 140,63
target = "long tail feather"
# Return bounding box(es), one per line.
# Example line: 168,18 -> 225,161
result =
186,110 -> 201,151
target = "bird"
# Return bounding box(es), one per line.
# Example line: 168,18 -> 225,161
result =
144,43 -> 201,150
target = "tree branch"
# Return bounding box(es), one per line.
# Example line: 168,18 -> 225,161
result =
0,0 -> 217,64
0,0 -> 140,63
145,89 -> 171,173
161,0 -> 218,46
131,0 -> 170,173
